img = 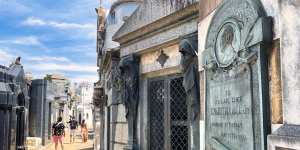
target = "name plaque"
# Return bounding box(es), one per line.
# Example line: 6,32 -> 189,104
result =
206,66 -> 254,149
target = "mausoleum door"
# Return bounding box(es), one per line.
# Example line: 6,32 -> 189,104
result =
148,75 -> 190,150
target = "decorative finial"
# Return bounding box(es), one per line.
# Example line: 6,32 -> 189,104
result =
15,56 -> 21,65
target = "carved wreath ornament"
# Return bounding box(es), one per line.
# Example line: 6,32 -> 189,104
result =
217,18 -> 257,69
215,19 -> 241,68
205,17 -> 259,71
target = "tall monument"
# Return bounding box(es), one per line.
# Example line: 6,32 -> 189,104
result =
202,0 -> 272,149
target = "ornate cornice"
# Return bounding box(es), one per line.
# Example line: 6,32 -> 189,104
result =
110,0 -> 142,14
113,2 -> 199,44
100,48 -> 120,73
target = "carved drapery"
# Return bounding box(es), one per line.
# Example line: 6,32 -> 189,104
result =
119,54 -> 139,150
179,33 -> 200,150
111,58 -> 122,104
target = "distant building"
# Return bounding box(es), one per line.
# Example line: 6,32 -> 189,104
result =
77,82 -> 94,129
45,74 -> 70,121
28,74 -> 71,148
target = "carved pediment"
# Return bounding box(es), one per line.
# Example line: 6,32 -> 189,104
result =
113,0 -> 199,43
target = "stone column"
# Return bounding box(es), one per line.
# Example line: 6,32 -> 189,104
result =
268,1 -> 300,149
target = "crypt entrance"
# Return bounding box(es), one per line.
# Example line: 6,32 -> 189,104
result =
148,75 -> 190,150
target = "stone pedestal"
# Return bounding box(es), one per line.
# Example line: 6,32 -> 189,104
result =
26,137 -> 42,150
123,144 -> 138,150
267,1 -> 300,149
268,125 -> 300,149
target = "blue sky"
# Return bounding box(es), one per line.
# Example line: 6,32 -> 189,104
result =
0,0 -> 112,82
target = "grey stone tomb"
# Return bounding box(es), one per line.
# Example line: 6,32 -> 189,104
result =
202,0 -> 272,149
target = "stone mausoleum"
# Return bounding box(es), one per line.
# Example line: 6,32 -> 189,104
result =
0,58 -> 30,150
94,0 -> 300,149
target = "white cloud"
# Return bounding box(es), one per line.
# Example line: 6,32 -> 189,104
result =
0,36 -> 42,46
28,63 -> 97,73
13,36 -> 42,46
54,44 -> 95,53
87,30 -> 97,39
22,17 -> 46,26
69,75 -> 98,83
0,49 -> 14,65
22,16 -> 95,30
48,21 -> 94,30
27,56 -> 71,62
0,1 -> 31,15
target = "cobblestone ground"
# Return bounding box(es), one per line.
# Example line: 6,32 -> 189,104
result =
46,129 -> 94,150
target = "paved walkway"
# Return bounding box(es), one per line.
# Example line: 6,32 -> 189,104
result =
46,129 -> 94,150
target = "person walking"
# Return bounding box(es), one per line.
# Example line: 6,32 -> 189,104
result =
67,116 -> 78,143
80,120 -> 88,143
52,117 -> 65,150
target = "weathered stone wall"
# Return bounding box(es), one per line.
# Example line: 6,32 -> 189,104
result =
140,44 -> 181,75
198,0 -> 222,20
104,2 -> 139,50
268,1 -> 300,147
280,0 -> 300,125
110,104 -> 128,150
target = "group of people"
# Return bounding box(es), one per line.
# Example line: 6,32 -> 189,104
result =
51,116 -> 89,150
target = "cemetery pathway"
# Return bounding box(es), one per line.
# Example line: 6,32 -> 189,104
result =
46,129 -> 94,150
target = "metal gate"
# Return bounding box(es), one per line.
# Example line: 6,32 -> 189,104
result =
149,76 -> 189,150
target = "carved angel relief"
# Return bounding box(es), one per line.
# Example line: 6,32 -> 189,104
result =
112,63 -> 123,103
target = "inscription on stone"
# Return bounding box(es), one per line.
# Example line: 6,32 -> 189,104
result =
207,67 -> 254,149
203,0 -> 272,149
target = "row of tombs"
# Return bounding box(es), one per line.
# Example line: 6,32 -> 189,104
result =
0,59 -> 71,150
93,0 -> 300,150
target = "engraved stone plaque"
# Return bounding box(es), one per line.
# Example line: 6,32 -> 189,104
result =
202,0 -> 272,149
208,66 -> 254,150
